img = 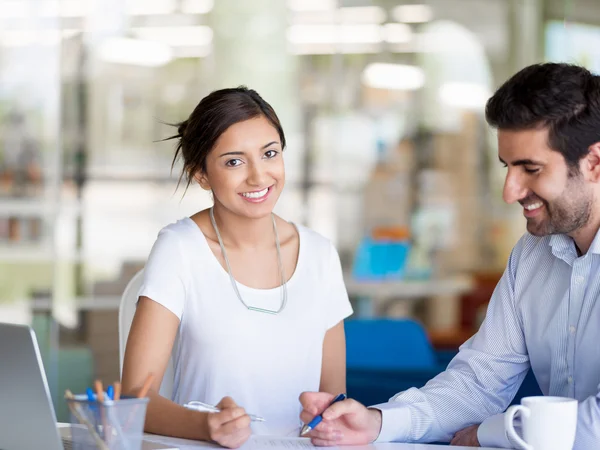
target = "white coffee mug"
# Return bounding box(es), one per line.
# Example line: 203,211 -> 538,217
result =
504,396 -> 578,450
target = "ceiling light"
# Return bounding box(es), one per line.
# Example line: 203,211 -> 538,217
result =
40,0 -> 88,17
392,4 -> 433,23
339,6 -> 386,24
439,82 -> 491,109
181,0 -> 214,14
362,63 -> 424,90
127,0 -> 175,16
131,26 -> 213,47
287,0 -> 336,12
383,23 -> 413,43
287,24 -> 382,45
291,7 -> 386,25
98,37 -> 173,66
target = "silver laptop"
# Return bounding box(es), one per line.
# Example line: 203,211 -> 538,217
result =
0,323 -> 174,450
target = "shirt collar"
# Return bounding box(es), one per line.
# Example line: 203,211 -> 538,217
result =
549,234 -> 577,265
549,226 -> 600,263
587,227 -> 600,255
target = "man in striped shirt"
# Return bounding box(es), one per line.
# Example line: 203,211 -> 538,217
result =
300,62 -> 600,448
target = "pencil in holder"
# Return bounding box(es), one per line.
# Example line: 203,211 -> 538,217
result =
66,397 -> 149,450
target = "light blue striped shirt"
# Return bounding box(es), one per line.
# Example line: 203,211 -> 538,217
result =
373,231 -> 600,448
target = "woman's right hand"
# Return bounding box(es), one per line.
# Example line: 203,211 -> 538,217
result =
205,397 -> 252,448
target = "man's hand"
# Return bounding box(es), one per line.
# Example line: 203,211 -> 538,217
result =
299,392 -> 382,446
451,424 -> 480,447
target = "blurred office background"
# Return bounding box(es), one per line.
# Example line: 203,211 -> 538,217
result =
0,0 -> 597,421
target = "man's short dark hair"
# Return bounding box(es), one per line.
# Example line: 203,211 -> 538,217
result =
485,63 -> 600,171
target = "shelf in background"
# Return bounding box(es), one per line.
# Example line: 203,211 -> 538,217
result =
0,243 -> 84,263
345,274 -> 473,299
0,197 -> 81,217
30,296 -> 122,312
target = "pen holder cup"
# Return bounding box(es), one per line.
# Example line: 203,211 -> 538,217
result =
67,397 -> 149,450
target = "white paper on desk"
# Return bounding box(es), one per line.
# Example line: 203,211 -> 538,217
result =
239,437 -> 376,450
143,435 -> 322,450
142,435 -> 496,450
240,436 -> 319,450
144,433 -> 221,449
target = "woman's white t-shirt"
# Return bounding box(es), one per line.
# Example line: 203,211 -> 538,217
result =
138,218 -> 353,436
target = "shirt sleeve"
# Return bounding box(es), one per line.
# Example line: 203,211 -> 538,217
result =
371,236 -> 531,444
323,243 -> 354,329
372,403 -> 412,443
478,412 -> 513,448
138,227 -> 187,320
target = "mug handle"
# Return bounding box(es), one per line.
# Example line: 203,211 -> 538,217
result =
504,405 -> 533,450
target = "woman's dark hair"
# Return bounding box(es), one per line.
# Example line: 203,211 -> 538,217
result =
168,86 -> 286,191
485,63 -> 600,173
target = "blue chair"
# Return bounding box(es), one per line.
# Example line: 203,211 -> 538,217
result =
345,319 -> 444,406
345,318 -> 436,370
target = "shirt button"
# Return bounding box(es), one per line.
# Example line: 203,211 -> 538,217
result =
574,275 -> 584,284
568,376 -> 574,384
570,325 -> 576,334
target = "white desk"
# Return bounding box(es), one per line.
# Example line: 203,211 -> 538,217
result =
58,423 -> 499,450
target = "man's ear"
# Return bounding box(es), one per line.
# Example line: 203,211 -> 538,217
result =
194,171 -> 211,191
583,142 -> 600,182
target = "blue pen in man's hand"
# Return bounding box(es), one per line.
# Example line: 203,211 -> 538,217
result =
300,393 -> 347,436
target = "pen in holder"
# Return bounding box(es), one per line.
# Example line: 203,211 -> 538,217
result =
65,393 -> 149,450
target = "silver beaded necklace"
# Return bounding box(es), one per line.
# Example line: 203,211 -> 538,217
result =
209,207 -> 288,315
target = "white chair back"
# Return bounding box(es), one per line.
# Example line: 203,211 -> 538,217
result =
118,269 -> 174,399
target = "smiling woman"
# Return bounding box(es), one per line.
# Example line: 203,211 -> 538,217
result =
194,115 -> 285,218
120,87 -> 353,448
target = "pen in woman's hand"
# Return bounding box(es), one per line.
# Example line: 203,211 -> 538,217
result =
300,393 -> 347,436
184,401 -> 265,422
